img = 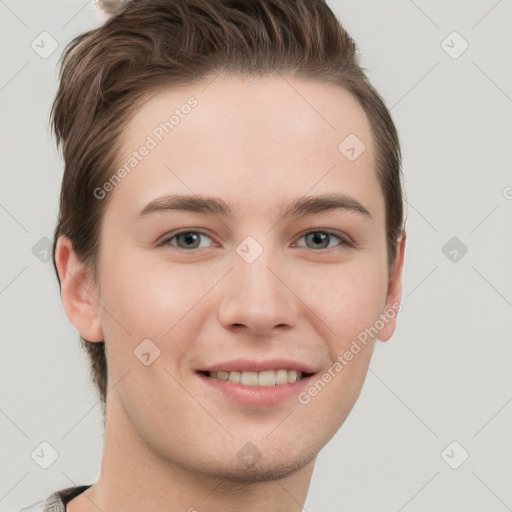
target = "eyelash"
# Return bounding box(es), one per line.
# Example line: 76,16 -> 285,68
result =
157,228 -> 353,251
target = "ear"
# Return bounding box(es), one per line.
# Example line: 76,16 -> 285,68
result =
55,236 -> 104,342
378,234 -> 406,342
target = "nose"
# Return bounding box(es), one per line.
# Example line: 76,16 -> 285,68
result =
217,245 -> 299,336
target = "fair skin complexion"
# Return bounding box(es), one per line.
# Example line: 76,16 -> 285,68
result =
57,74 -> 405,512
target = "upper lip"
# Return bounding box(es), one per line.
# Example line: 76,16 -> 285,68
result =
197,359 -> 319,374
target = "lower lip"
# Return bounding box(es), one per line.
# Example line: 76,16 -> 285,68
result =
197,372 -> 314,407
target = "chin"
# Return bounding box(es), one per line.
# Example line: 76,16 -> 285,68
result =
193,444 -> 319,485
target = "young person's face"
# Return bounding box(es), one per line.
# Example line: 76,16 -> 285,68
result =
68,75 -> 404,481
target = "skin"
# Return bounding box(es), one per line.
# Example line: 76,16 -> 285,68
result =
57,74 -> 405,512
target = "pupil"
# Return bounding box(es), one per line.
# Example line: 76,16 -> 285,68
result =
181,233 -> 198,248
309,233 -> 328,249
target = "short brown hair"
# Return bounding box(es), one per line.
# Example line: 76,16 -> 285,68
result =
51,0 -> 405,409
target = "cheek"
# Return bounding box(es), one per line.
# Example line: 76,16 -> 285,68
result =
296,255 -> 389,349
295,329 -> 375,447
294,262 -> 385,435
96,254 -> 223,380
335,274 -> 387,342
98,253 -> 213,334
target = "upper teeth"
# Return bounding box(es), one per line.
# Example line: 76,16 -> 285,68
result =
209,369 -> 304,386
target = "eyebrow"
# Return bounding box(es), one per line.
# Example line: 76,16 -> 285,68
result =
138,192 -> 372,220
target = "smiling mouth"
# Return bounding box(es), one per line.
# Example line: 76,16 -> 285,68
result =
197,369 -> 313,386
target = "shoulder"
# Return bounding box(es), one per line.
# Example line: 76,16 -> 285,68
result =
16,484 -> 92,512
17,490 -> 66,512
16,498 -> 46,512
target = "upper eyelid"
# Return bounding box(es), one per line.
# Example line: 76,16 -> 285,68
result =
157,228 -> 215,246
293,229 -> 351,248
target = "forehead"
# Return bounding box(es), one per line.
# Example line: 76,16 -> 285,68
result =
110,74 -> 382,220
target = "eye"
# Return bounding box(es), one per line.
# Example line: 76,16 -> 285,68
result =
157,230 -> 217,250
294,230 -> 352,250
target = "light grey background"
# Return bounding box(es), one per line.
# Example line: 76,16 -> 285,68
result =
1,1 -> 511,511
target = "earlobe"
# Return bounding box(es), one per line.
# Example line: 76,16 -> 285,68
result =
378,235 -> 406,342
55,236 -> 104,342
